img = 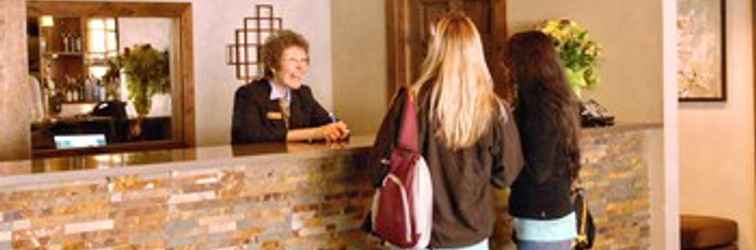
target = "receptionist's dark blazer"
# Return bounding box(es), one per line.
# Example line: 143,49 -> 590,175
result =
231,79 -> 332,144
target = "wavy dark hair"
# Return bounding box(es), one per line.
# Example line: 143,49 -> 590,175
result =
505,31 -> 581,180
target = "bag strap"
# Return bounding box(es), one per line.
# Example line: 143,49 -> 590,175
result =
577,188 -> 588,233
575,188 -> 591,246
397,88 -> 419,153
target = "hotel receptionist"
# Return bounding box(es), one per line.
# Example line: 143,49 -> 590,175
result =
231,30 -> 349,144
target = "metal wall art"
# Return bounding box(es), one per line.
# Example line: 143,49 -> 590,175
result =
226,4 -> 283,81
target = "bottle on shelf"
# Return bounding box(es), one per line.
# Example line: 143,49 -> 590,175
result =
74,80 -> 80,102
74,35 -> 82,53
84,76 -> 92,102
92,77 -> 100,102
65,87 -> 72,102
98,80 -> 107,101
44,78 -> 57,115
82,79 -> 89,102
77,78 -> 82,102
70,35 -> 76,52
61,32 -> 70,52
64,76 -> 74,102
49,88 -> 63,115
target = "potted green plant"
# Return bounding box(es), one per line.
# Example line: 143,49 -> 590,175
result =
539,19 -> 602,98
119,44 -> 170,117
113,44 -> 170,138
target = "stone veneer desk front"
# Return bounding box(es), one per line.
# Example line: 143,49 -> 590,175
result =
0,124 -> 661,250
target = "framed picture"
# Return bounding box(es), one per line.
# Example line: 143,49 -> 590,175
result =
677,0 -> 727,102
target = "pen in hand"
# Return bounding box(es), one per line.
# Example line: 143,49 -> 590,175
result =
328,112 -> 338,123
328,112 -> 350,139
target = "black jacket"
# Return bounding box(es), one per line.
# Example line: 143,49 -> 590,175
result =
508,103 -> 575,219
370,88 -> 524,248
231,79 -> 332,144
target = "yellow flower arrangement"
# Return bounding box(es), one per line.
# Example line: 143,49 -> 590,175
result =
539,19 -> 602,98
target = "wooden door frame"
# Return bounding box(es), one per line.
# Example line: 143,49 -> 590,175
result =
384,0 -> 508,103
385,0 -> 409,102
27,1 -> 196,151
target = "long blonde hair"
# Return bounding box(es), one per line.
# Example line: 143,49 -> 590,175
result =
410,12 -> 500,149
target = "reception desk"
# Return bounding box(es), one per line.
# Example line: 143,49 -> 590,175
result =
0,123 -> 661,250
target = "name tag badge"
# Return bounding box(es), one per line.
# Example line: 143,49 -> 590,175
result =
266,112 -> 284,120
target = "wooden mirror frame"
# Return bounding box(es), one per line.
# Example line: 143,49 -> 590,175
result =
27,1 -> 195,157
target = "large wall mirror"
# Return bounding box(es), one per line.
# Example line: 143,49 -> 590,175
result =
26,1 -> 195,157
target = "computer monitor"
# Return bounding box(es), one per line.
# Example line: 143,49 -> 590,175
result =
54,134 -> 107,149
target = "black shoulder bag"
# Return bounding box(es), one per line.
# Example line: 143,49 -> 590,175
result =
573,185 -> 596,250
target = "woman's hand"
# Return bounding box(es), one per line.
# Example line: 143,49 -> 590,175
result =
286,122 -> 349,143
317,121 -> 349,142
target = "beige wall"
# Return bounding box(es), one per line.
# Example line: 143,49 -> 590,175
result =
331,0 -> 387,135
679,0 -> 755,249
508,1 -> 664,124
118,17 -> 173,52
0,0 -> 31,161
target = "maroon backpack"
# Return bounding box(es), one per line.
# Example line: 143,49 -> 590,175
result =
370,93 -> 433,249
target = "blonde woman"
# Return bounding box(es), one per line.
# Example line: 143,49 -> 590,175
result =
370,12 -> 524,249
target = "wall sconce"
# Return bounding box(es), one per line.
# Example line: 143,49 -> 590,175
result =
39,15 -> 54,27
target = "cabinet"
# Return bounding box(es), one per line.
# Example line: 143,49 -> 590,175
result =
30,16 -> 116,105
41,17 -> 85,99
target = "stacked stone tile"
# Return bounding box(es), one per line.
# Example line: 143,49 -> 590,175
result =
577,129 -> 652,250
0,126 -> 656,249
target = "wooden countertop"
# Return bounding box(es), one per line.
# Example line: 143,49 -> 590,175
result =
580,122 -> 662,135
0,123 -> 662,188
0,136 -> 375,187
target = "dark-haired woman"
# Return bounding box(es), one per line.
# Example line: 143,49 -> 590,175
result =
505,31 -> 582,250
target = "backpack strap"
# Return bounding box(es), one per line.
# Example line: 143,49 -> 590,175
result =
397,91 -> 419,153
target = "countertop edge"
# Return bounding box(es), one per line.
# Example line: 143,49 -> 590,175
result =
0,123 -> 663,188
0,146 -> 372,189
581,122 -> 662,135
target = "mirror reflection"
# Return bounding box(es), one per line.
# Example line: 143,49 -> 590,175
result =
27,14 -> 179,153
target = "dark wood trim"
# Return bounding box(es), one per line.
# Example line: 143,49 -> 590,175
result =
27,1 -> 188,17
491,0 -> 510,102
27,1 -> 197,154
180,4 -> 196,147
493,0 -> 508,46
385,0 -> 408,103
679,0 -> 727,102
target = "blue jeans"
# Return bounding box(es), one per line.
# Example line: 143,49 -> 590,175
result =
429,239 -> 489,250
515,240 -> 572,250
